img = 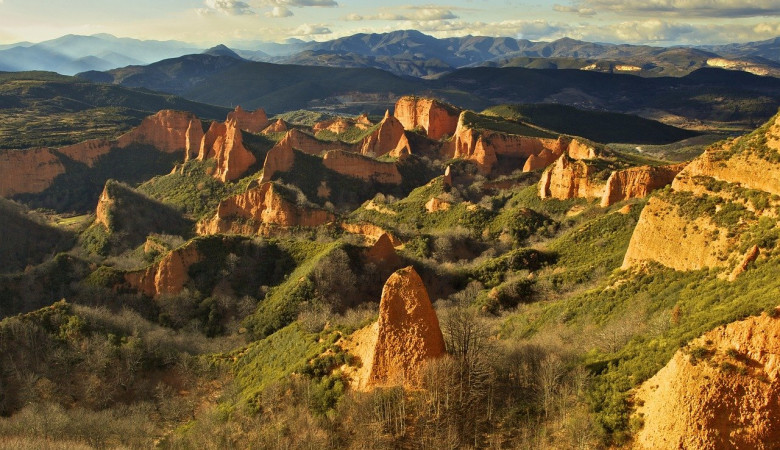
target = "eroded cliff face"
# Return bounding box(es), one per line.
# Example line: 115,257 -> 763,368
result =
124,242 -> 203,297
359,111 -> 410,157
601,163 -> 686,207
197,182 -> 334,235
394,96 -> 461,140
271,128 -> 352,156
259,141 -> 295,183
622,112 -> 780,275
322,150 -> 402,184
226,106 -> 268,133
117,110 -> 203,155
0,148 -> 65,197
58,139 -> 114,167
635,310 -> 780,449
340,222 -> 402,247
343,267 -> 446,390
362,233 -> 402,270
262,119 -> 288,134
538,154 -> 605,200
313,117 -> 351,134
198,119 -> 256,182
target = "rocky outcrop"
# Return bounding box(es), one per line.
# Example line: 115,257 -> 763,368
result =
341,222 -> 402,246
622,112 -> 780,275
117,110 -> 203,155
197,182 -> 334,235
344,267 -> 446,389
322,150 -> 402,184
538,154 -> 605,200
262,119 -> 288,134
313,117 -> 351,134
425,197 -> 452,212
259,142 -> 295,183
394,96 -> 460,140
226,106 -> 268,133
523,148 -> 561,172
359,111 -> 411,157
368,267 -> 446,386
197,119 -> 256,182
446,122 -> 498,174
635,310 -> 780,449
601,163 -> 686,207
363,233 -> 402,269
272,128 -> 352,156
729,245 -> 760,281
443,165 -> 453,187
59,139 -> 114,167
124,242 -> 203,297
0,148 -> 65,197
94,184 -> 114,229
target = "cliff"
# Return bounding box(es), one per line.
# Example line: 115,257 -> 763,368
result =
116,109 -> 203,155
0,148 -> 65,197
601,163 -> 686,207
197,182 -> 334,235
58,139 -> 114,167
343,267 -> 446,390
124,242 -> 203,297
635,310 -> 780,449
538,154 -> 605,200
197,119 -> 256,182
226,106 -> 269,133
359,111 -> 411,157
622,112 -> 780,275
322,150 -> 402,184
259,141 -> 295,183
394,96 -> 461,140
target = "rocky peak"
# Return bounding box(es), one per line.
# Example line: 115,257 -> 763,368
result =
359,113 -> 410,157
198,119 -> 256,182
124,242 -> 203,297
226,106 -> 269,133
394,95 -> 461,140
262,118 -> 288,134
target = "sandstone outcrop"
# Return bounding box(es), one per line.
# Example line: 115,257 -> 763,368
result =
271,128 -> 351,156
523,148 -> 561,172
226,106 -> 269,133
0,148 -> 65,196
197,182 -> 334,235
343,267 -> 446,389
259,143 -> 295,183
425,197 -> 452,212
362,233 -> 402,269
198,119 -> 256,182
635,310 -> 780,449
124,242 -> 203,297
94,184 -> 114,229
622,112 -> 780,275
313,117 -> 351,134
600,163 -> 686,207
117,110 -> 203,155
538,154 -> 605,200
322,150 -> 402,184
394,96 -> 460,140
443,165 -> 453,187
340,222 -> 402,246
262,119 -> 288,134
359,111 -> 411,157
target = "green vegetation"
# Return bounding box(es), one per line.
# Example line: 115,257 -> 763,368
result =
460,110 -> 555,138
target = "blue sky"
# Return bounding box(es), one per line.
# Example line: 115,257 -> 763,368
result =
0,0 -> 778,45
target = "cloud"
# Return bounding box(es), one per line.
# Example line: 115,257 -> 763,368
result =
265,6 -> 293,17
342,5 -> 459,21
293,23 -> 332,36
566,0 -> 780,18
553,4 -> 597,16
267,0 -> 337,7
199,0 -> 254,16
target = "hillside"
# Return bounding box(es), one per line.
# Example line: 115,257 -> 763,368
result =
1,92 -> 780,448
0,71 -> 230,149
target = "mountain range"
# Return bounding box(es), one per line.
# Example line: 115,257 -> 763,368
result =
1,31 -> 779,78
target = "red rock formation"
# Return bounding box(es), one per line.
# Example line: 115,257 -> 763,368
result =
394,96 -> 461,140
58,139 -> 114,167
341,222 -> 402,246
198,120 -> 256,181
94,184 -> 113,229
313,117 -> 351,134
728,245 -> 760,281
322,150 -> 402,184
124,242 -> 203,297
359,111 -> 411,157
368,267 -> 446,386
117,110 -> 203,154
259,142 -> 295,183
226,106 -> 268,133
446,122 -> 498,174
271,128 -> 353,156
262,119 -> 288,134
0,148 -> 65,197
425,197 -> 452,212
538,154 -> 605,200
197,182 -> 334,234
363,233 -> 402,269
600,163 -> 686,207
635,310 -> 780,449
355,113 -> 373,129
523,148 -> 561,172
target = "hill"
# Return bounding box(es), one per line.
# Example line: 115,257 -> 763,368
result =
0,71 -> 230,149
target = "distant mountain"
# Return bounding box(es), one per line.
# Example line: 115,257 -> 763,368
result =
698,37 -> 780,63
203,45 -> 243,60
0,34 -> 201,75
78,53 -> 780,127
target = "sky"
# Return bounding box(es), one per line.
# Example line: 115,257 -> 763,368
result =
0,0 -> 778,46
